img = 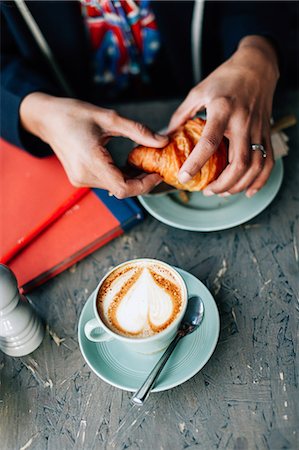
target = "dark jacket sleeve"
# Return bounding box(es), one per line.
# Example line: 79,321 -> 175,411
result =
218,2 -> 284,68
1,1 -> 94,156
0,7 -> 62,156
154,1 -> 290,89
201,1 -> 291,82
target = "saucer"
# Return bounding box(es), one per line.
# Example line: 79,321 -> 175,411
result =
78,268 -> 220,392
138,159 -> 284,231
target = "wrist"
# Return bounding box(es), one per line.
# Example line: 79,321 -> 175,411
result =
236,35 -> 280,81
19,92 -> 62,143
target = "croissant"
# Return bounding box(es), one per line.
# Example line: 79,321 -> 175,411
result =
128,117 -> 228,191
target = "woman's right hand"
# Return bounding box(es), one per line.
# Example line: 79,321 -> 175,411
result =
20,93 -> 168,198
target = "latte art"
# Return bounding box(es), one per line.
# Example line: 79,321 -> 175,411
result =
97,261 -> 184,338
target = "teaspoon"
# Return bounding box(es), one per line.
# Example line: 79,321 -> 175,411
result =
131,295 -> 205,405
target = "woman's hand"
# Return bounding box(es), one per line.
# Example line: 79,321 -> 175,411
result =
168,35 -> 280,197
20,93 -> 168,198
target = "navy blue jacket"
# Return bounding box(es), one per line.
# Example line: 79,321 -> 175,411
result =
1,1 -> 294,156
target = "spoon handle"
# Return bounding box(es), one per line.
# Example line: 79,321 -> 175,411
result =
131,333 -> 182,405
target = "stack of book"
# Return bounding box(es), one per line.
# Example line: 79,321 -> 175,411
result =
0,139 -> 143,293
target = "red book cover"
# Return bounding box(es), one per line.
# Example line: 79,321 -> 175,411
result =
0,139 -> 143,293
0,139 -> 85,259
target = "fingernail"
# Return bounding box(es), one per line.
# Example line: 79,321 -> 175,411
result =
178,171 -> 192,184
155,133 -> 168,141
246,189 -> 258,198
218,192 -> 231,198
166,126 -> 175,135
203,189 -> 215,197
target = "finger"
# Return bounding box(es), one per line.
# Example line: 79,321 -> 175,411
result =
105,112 -> 169,148
178,103 -> 229,184
227,122 -> 265,194
246,133 -> 274,197
168,99 -> 196,134
167,89 -> 203,133
86,149 -> 127,189
71,141 -> 162,197
203,130 -> 250,195
91,152 -> 162,198
227,149 -> 264,194
111,173 -> 162,199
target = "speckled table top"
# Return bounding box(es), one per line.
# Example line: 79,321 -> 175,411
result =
1,90 -> 298,450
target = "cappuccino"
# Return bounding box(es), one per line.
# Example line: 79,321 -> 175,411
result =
97,260 -> 185,338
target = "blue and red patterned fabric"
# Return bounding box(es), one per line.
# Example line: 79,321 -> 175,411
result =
80,0 -> 160,90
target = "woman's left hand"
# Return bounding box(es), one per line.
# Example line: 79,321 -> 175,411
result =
168,35 -> 280,197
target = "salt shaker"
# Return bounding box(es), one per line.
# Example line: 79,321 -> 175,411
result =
0,264 -> 44,356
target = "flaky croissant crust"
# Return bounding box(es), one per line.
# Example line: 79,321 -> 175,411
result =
128,117 -> 228,191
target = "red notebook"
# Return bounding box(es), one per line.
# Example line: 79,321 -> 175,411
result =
0,139 -> 144,293
0,139 -> 84,258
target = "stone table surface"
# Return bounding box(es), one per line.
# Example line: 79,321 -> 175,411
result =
1,90 -> 298,450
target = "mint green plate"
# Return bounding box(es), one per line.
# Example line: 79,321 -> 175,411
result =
78,268 -> 220,392
138,159 -> 283,231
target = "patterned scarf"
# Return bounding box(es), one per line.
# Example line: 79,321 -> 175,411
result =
79,0 -> 160,91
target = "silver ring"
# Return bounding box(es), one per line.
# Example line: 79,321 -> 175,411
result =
251,144 -> 267,158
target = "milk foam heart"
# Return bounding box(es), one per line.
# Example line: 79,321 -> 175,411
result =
97,261 -> 184,338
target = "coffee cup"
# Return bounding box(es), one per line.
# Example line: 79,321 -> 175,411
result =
84,258 -> 188,354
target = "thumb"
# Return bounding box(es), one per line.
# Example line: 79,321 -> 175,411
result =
167,106 -> 192,135
109,114 -> 169,148
167,87 -> 205,134
167,92 -> 199,134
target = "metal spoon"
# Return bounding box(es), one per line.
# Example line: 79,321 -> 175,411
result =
131,296 -> 205,405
